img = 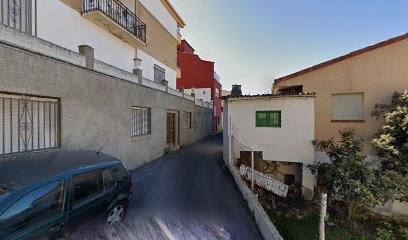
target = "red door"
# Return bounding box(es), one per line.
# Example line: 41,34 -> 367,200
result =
167,113 -> 176,146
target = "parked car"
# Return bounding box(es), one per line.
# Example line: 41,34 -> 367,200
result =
0,150 -> 134,240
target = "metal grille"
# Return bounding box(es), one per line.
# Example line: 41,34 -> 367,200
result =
0,0 -> 35,35
0,93 -> 60,155
83,0 -> 146,43
154,65 -> 165,84
131,107 -> 151,136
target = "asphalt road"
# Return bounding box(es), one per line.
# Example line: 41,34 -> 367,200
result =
71,133 -> 263,240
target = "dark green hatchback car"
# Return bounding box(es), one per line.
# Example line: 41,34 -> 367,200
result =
0,150 -> 134,240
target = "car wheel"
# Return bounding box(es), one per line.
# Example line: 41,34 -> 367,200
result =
107,202 -> 127,225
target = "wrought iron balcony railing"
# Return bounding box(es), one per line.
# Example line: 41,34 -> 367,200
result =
83,0 -> 146,43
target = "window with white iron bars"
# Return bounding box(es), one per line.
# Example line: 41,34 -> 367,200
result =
0,0 -> 35,35
0,93 -> 60,156
131,107 -> 151,136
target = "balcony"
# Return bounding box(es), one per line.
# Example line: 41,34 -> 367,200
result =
82,0 -> 146,45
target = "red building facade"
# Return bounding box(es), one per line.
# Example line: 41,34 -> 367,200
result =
177,40 -> 222,132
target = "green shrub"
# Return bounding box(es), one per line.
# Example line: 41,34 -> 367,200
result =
376,227 -> 395,240
163,147 -> 173,156
400,227 -> 408,240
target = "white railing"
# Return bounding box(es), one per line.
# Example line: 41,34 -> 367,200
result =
239,165 -> 289,198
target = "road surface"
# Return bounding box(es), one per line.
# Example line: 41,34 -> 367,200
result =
70,133 -> 263,240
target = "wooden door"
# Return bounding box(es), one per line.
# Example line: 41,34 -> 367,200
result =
166,112 -> 176,146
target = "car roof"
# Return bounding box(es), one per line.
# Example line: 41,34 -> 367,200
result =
0,150 -> 121,192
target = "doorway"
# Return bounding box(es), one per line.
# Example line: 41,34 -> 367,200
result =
166,112 -> 176,146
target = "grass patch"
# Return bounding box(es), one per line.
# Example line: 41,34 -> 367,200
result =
262,201 -> 408,240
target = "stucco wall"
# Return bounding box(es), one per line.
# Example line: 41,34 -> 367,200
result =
138,0 -> 178,38
0,39 -> 212,169
223,96 -> 316,191
137,49 -> 177,89
136,2 -> 178,71
184,88 -> 212,103
44,0 -> 178,87
274,36 -> 408,217
38,0 -> 135,72
274,38 -> 408,153
227,97 -> 315,163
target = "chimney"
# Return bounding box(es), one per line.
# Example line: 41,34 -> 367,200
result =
231,85 -> 242,97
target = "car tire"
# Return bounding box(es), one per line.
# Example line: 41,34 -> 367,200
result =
106,201 -> 128,225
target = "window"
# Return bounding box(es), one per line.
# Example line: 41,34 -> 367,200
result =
215,88 -> 220,97
109,164 -> 130,184
0,180 -> 64,232
0,93 -> 60,156
73,170 -> 103,205
182,112 -> 192,129
0,0 -> 34,35
332,93 -> 364,121
256,111 -> 281,128
102,168 -> 116,191
154,65 -> 165,84
131,107 -> 151,136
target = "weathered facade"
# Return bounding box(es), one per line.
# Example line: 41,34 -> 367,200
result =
273,33 -> 408,154
177,40 -> 223,133
0,24 -> 212,169
273,33 -> 408,217
223,92 -> 316,199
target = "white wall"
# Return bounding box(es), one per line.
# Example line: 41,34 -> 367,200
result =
37,0 -> 135,72
36,0 -> 175,84
184,88 -> 212,103
225,96 -> 315,190
228,97 -> 315,163
137,49 -> 177,89
138,0 -> 178,38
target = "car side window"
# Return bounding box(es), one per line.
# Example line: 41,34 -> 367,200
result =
109,164 -> 130,184
102,168 -> 116,191
73,170 -> 103,205
0,180 -> 64,233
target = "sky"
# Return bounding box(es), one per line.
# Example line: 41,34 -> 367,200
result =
170,0 -> 408,94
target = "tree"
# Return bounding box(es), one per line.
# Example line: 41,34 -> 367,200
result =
371,90 -> 408,203
308,129 -> 376,221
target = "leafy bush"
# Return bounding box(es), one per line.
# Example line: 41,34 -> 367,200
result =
376,227 -> 395,240
308,128 -> 376,221
163,147 -> 173,156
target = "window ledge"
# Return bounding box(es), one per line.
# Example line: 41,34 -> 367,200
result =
331,120 -> 365,123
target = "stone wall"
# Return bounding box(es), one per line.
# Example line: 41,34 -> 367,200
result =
0,38 -> 212,169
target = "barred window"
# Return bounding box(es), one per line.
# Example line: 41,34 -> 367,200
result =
153,65 -> 165,84
0,93 -> 60,155
182,112 -> 192,129
0,0 -> 34,35
131,107 -> 151,136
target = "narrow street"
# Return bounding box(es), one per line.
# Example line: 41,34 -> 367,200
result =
71,133 -> 263,240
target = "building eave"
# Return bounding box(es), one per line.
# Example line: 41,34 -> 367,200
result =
274,32 -> 408,83
161,0 -> 186,28
222,92 -> 316,101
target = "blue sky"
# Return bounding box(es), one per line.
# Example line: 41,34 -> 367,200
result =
170,0 -> 408,94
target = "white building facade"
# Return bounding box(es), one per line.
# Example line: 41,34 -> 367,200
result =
223,93 -> 316,197
0,0 -> 183,89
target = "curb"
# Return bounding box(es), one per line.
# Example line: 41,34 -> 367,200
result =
228,164 -> 284,240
